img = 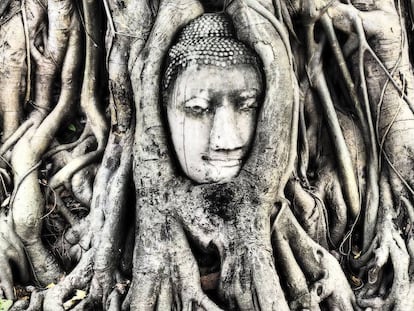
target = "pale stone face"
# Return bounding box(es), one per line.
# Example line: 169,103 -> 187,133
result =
165,64 -> 263,183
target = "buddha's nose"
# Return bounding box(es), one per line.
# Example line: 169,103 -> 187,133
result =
210,103 -> 243,151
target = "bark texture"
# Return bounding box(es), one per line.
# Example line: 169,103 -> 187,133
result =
0,0 -> 414,310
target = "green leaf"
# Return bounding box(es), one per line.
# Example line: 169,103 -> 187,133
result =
68,124 -> 76,132
0,299 -> 13,311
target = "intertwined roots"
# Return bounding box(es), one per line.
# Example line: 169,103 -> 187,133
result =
0,0 -> 414,310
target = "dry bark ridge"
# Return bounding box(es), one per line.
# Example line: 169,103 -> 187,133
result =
0,0 -> 414,310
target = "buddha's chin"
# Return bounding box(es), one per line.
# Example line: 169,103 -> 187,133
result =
186,164 -> 241,184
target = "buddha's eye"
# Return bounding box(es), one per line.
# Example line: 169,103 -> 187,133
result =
184,98 -> 211,116
239,97 -> 258,111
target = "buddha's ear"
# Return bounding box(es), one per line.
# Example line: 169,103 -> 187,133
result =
227,1 -> 299,199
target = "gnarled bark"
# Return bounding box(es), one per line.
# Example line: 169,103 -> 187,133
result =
1,0 -> 414,310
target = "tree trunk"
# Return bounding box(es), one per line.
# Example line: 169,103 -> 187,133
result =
0,0 -> 414,310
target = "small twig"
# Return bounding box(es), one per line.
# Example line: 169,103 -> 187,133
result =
40,182 -> 57,220
102,0 -> 116,37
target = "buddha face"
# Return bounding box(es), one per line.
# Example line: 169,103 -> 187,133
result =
165,64 -> 263,183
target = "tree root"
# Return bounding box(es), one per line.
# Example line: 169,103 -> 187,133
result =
129,213 -> 222,311
10,298 -> 30,311
218,241 -> 289,311
286,167 -> 347,248
0,214 -> 29,300
0,3 -> 26,141
2,1 -> 414,310
26,289 -> 45,311
356,177 -> 414,311
168,220 -> 223,311
45,134 -> 98,208
273,205 -> 357,310
42,250 -> 94,311
45,128 -> 134,309
0,120 -> 34,156
9,3 -> 82,286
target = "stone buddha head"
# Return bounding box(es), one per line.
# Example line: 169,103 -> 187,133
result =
162,14 -> 264,184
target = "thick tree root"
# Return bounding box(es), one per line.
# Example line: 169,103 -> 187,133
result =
10,298 -> 30,311
42,251 -> 94,311
44,130 -> 133,310
273,206 -> 357,310
0,1 -> 26,141
129,211 -> 222,311
218,241 -> 289,311
0,215 -> 29,300
356,178 -> 414,311
2,1 -> 414,310
26,289 -> 45,311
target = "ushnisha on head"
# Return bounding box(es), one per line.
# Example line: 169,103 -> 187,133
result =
162,13 -> 264,184
162,14 -> 261,90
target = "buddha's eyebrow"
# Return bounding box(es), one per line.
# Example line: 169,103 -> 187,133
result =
183,90 -> 210,102
238,89 -> 261,98
183,95 -> 210,105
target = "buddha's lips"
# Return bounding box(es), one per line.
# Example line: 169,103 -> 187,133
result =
203,157 -> 242,167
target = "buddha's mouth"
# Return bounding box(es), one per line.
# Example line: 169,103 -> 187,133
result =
203,157 -> 242,167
